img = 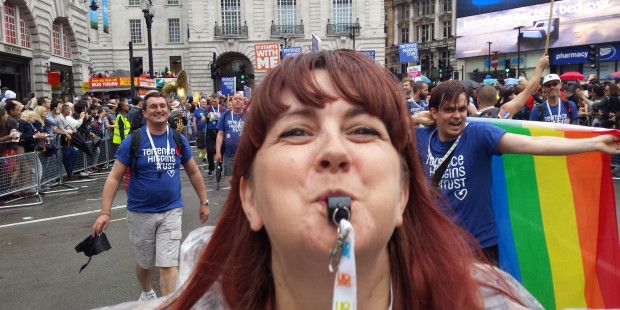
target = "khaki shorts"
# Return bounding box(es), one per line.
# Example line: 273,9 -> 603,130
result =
127,208 -> 183,269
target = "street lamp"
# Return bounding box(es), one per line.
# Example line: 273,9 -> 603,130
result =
348,18 -> 361,51
487,41 -> 492,77
514,26 -> 526,77
141,0 -> 155,78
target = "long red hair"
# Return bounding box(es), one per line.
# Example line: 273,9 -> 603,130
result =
165,50 -> 484,309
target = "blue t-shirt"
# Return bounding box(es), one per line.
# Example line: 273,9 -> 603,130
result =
115,127 -> 193,213
415,122 -> 506,248
216,110 -> 246,158
529,100 -> 578,123
193,108 -> 207,131
407,99 -> 429,115
205,105 -> 226,130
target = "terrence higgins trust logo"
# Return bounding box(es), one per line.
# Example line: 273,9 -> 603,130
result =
599,45 -> 616,61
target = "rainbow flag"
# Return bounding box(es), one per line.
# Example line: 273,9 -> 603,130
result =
468,118 -> 620,309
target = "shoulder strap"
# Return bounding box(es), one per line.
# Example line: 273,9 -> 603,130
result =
431,148 -> 456,188
538,103 -> 544,121
129,129 -> 141,176
172,130 -> 185,158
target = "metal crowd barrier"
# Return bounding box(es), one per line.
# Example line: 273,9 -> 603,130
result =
0,130 -> 119,209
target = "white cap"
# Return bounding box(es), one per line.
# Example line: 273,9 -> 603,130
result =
171,100 -> 180,109
4,90 -> 16,99
542,74 -> 561,85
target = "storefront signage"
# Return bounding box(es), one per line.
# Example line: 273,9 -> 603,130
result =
82,82 -> 90,92
552,43 -> 620,65
89,77 -> 156,88
4,45 -> 21,55
47,72 -> 61,84
51,84 -> 62,93
484,57 -> 523,68
399,43 -> 419,63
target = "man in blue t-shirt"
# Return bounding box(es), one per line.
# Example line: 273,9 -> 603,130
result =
91,92 -> 209,301
202,94 -> 226,176
412,80 -> 620,264
407,81 -> 429,115
215,93 -> 246,183
529,73 -> 579,124
192,97 -> 208,165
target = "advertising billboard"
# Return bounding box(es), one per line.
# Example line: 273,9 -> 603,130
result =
456,0 -> 620,58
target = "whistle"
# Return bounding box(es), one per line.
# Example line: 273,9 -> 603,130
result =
327,195 -> 351,225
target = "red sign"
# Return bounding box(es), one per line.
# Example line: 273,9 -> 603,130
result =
491,55 -> 500,68
89,77 -> 156,88
47,72 -> 60,84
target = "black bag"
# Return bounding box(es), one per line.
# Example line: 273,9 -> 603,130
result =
35,139 -> 58,156
91,135 -> 102,148
75,232 -> 112,273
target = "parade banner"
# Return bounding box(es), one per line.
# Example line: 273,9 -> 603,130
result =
467,118 -> 620,310
282,46 -> 302,58
398,43 -> 419,63
221,77 -> 236,95
243,85 -> 251,98
254,43 -> 280,71
89,1 -> 98,30
102,0 -> 109,33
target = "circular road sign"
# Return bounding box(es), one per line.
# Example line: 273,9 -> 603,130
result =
491,55 -> 499,68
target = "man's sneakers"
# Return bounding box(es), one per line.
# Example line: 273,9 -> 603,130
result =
139,289 -> 157,301
207,170 -> 213,176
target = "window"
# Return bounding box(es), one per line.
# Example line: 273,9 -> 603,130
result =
168,18 -> 180,43
417,24 -> 433,43
400,5 -> 409,21
443,21 -> 451,39
333,0 -> 352,25
130,19 -> 142,43
420,0 -> 433,16
19,11 -> 30,48
401,27 -> 409,43
128,0 -> 140,5
167,0 -> 179,4
221,0 -> 241,35
170,56 -> 182,74
277,0 -> 296,26
4,2 -> 17,44
443,0 -> 451,12
53,22 -> 62,56
63,29 -> 71,58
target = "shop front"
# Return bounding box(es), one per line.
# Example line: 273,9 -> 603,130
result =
0,47 -> 32,99
550,43 -> 620,79
48,62 -> 75,102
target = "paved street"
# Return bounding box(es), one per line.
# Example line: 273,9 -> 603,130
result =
0,156 -> 230,310
1,158 -> 620,309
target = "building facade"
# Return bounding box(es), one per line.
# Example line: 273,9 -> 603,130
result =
385,0 -> 455,81
0,0 -> 90,100
89,0 -> 385,94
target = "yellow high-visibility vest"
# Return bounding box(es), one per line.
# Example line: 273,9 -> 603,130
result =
113,113 -> 130,144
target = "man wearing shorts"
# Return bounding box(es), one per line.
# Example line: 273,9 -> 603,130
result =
192,96 -> 208,165
215,93 -> 246,183
92,92 -> 209,301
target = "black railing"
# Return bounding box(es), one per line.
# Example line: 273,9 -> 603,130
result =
271,24 -> 304,35
214,25 -> 248,37
326,23 -> 360,35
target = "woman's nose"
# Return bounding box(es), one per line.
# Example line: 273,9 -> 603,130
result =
315,131 -> 351,173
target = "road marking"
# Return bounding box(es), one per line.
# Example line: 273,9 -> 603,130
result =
0,205 -> 127,229
207,186 -> 230,192
110,217 -> 127,223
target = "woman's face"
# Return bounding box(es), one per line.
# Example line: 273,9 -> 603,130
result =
240,70 -> 409,265
28,114 -> 35,123
40,110 -> 48,119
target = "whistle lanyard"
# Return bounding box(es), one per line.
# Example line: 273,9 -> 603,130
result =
146,126 -> 169,177
427,124 -> 466,175
545,101 -> 561,123
331,219 -> 357,310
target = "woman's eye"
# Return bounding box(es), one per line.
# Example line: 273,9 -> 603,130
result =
280,128 -> 306,138
352,126 -> 379,135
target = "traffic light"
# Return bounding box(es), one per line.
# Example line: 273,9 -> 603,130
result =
473,68 -> 479,81
210,62 -> 219,79
504,59 -> 511,75
445,66 -> 453,80
588,44 -> 598,68
239,64 -> 247,85
132,57 -> 143,77
438,60 -> 445,81
509,68 -> 517,78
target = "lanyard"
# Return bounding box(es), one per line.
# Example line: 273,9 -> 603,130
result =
210,105 -> 219,113
145,126 -> 169,177
427,124 -> 466,175
331,219 -> 357,310
545,101 -> 562,123
409,99 -> 423,110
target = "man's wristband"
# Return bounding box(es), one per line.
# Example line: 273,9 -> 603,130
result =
99,212 -> 110,217
200,200 -> 209,206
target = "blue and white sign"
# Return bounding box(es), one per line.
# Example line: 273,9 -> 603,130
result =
398,43 -> 419,63
282,46 -> 302,58
221,77 -> 236,95
243,85 -> 252,98
312,33 -> 321,53
359,50 -> 376,60
552,43 -> 620,65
